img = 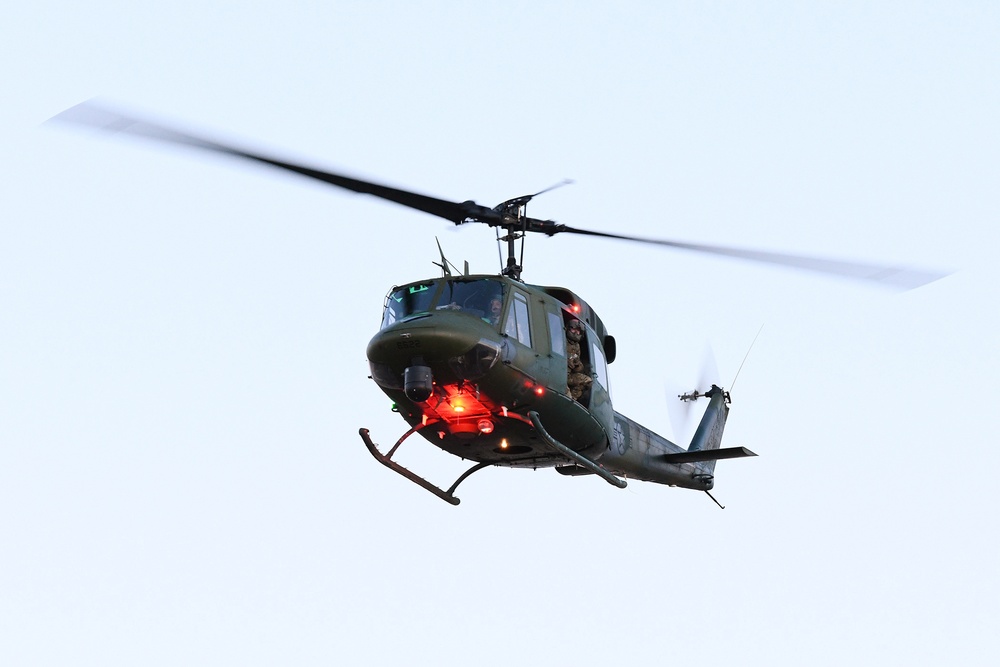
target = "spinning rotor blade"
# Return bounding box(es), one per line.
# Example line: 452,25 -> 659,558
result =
51,102 -> 948,289
665,344 -> 721,442
553,225 -> 946,289
49,101 -> 501,226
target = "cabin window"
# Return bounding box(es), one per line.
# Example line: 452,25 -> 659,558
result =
547,311 -> 565,357
504,291 -> 532,347
591,339 -> 610,392
436,279 -> 505,326
382,282 -> 436,328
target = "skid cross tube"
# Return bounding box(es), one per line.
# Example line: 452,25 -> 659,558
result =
359,425 -> 490,505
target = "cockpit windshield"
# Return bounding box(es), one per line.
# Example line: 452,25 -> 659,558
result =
381,278 -> 505,329
381,282 -> 436,329
434,279 -> 505,325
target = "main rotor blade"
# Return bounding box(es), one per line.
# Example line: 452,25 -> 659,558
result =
555,225 -> 947,289
49,101 -> 499,225
51,102 -> 948,289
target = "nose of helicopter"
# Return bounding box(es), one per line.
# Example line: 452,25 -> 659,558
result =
366,311 -> 507,394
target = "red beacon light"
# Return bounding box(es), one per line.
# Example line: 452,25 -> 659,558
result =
477,419 -> 494,434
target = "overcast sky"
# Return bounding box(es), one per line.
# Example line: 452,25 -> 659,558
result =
3,2 -> 999,665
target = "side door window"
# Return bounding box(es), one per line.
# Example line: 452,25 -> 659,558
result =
591,338 -> 610,395
547,311 -> 565,357
504,291 -> 532,347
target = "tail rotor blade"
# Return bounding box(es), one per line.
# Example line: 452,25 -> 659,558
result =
665,344 -> 720,442
665,381 -> 695,443
698,344 -> 721,394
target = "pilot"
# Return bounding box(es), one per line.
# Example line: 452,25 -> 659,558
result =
487,298 -> 503,326
566,319 -> 592,401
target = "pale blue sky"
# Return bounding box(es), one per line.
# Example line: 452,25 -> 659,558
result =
3,2 -> 999,665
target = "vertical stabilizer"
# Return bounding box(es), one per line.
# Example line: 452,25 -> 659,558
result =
686,386 -> 730,473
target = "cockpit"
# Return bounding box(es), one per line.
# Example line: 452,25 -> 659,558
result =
381,278 -> 506,329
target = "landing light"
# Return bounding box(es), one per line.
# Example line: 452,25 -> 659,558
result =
477,419 -> 494,434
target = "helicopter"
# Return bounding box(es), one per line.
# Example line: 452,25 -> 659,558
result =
51,101 -> 947,506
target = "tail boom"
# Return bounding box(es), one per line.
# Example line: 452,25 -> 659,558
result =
600,387 -> 754,490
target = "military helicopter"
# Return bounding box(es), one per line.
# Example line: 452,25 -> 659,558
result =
52,102 -> 946,506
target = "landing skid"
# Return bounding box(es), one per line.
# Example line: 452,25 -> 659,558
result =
527,411 -> 627,489
359,425 -> 491,505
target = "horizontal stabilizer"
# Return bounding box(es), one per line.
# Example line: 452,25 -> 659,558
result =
661,446 -> 757,464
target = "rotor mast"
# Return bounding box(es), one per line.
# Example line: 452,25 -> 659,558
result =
500,228 -> 523,280
492,180 -> 573,281
494,194 -> 530,280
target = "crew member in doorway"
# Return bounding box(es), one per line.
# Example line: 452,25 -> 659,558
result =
566,319 -> 592,401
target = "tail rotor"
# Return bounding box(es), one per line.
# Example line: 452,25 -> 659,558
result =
665,344 -> 721,443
